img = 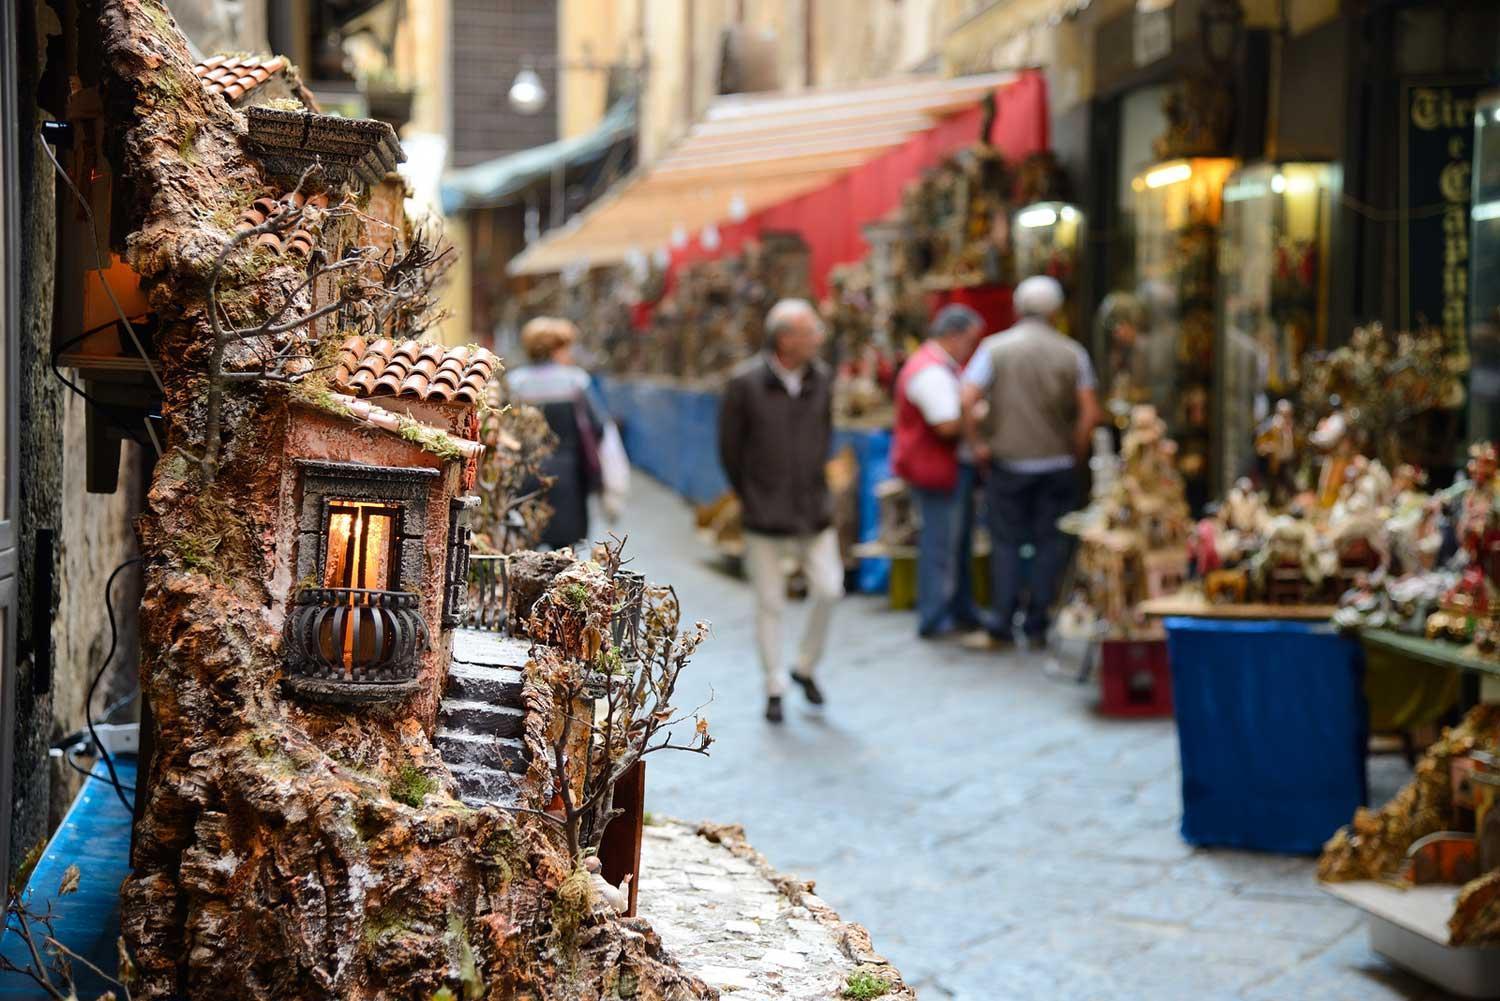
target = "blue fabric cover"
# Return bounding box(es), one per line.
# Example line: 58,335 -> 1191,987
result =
2,761 -> 136,1000
596,376 -> 891,592
1164,617 -> 1367,855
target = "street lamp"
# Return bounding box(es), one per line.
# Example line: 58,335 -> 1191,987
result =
506,49 -> 649,116
508,66 -> 548,116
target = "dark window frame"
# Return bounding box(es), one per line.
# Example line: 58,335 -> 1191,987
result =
442,496 -> 478,628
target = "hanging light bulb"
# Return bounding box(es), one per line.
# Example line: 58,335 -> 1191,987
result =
728,192 -> 749,222
701,223 -> 721,251
652,246 -> 671,269
508,66 -> 548,116
670,224 -> 688,249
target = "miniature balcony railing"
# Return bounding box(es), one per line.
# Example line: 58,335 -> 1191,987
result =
283,587 -> 429,704
610,570 -> 646,662
463,554 -> 510,634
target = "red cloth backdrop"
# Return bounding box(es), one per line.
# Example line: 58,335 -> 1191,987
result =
652,69 -> 1050,313
931,284 -> 1015,336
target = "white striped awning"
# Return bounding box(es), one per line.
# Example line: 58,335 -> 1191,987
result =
507,71 -> 1015,275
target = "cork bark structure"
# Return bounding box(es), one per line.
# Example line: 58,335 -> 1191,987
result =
102,3 -> 713,998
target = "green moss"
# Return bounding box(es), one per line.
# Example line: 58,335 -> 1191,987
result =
482,828 -> 522,882
446,912 -> 483,999
362,910 -> 412,945
552,864 -> 596,949
175,529 -> 224,573
563,583 -> 592,609
394,415 -> 466,462
843,972 -> 891,1000
179,121 -> 201,165
389,764 -> 435,808
596,648 -> 624,675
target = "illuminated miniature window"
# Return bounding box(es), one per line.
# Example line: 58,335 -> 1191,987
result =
323,501 -> 401,591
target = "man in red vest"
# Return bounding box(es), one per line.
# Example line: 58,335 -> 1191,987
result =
892,304 -> 986,638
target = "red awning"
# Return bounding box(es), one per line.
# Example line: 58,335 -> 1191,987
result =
508,70 -> 1051,298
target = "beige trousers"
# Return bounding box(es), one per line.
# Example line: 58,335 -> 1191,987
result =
743,527 -> 845,698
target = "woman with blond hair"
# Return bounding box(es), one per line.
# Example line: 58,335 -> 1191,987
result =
508,316 -> 611,550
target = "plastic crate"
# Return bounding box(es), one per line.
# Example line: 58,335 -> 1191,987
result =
1097,637 -> 1173,717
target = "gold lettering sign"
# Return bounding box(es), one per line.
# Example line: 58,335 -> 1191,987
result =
1411,88 -> 1477,131
1442,161 -> 1472,203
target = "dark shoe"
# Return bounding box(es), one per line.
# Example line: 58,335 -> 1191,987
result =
961,630 -> 1014,651
790,672 -> 825,705
765,696 -> 784,723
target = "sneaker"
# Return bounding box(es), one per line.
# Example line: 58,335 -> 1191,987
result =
961,630 -> 1013,651
790,672 -> 825,705
765,696 -> 784,723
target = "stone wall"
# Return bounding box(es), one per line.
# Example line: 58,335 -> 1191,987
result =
9,0 -> 145,877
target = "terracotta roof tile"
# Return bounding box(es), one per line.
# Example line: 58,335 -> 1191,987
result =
320,393 -> 485,460
329,335 -> 499,405
193,54 -> 291,106
233,189 -> 327,259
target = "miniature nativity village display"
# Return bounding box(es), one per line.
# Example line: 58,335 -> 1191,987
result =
1032,314 -> 1500,946
1,5 -> 915,1000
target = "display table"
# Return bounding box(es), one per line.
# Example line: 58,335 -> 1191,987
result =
596,375 -> 892,593
1357,629 -> 1467,732
1323,881 -> 1500,999
1138,593 -> 1338,621
1163,616 -> 1366,854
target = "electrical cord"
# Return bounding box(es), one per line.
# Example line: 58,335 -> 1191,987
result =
87,557 -> 144,813
64,742 -> 135,795
102,687 -> 139,722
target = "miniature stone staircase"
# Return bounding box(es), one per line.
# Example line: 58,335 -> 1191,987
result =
437,629 -> 533,807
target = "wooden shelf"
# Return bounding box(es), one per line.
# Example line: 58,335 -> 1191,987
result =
1137,593 -> 1337,621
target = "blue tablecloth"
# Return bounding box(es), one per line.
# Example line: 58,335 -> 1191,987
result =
2,760 -> 136,1000
597,376 -> 891,593
1165,618 -> 1367,855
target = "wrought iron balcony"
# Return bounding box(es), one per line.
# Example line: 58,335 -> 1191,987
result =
283,587 -> 429,704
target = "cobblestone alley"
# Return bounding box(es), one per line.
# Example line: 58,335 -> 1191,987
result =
624,477 -> 1448,1001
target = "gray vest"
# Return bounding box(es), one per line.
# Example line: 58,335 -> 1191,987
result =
983,322 -> 1080,463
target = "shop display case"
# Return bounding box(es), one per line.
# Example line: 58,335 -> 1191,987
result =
1216,162 -> 1335,491
1113,157 -> 1236,510
1472,91 -> 1500,442
1013,201 -> 1085,337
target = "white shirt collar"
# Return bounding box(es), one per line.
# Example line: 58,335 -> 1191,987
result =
766,353 -> 807,396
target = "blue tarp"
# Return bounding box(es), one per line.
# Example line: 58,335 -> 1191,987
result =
597,375 -> 890,593
2,760 -> 136,1000
1165,618 -> 1367,855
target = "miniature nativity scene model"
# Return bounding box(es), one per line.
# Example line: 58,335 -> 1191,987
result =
1,4 -> 777,1000
2,6 -> 924,1000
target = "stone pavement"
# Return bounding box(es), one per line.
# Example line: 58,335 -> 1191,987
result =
638,818 -> 915,1000
617,475 -> 1456,1001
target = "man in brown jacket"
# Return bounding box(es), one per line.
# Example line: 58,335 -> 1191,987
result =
718,299 -> 842,723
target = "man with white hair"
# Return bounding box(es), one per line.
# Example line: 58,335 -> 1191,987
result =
718,298 -> 842,723
960,276 -> 1103,648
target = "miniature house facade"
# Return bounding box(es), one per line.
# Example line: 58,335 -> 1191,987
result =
275,339 -> 496,708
